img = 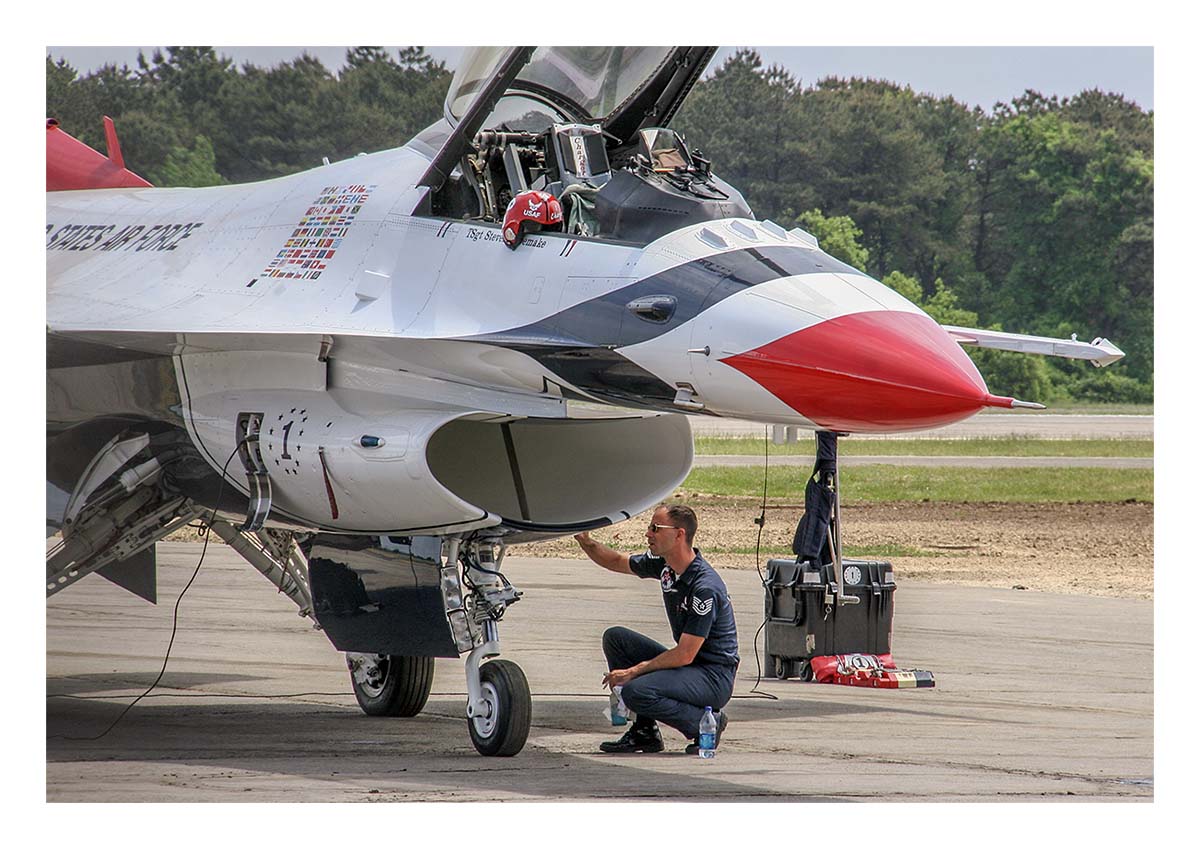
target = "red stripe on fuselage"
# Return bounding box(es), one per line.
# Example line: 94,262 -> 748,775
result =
720,310 -> 990,433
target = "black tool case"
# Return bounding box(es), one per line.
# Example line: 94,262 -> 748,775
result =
763,558 -> 896,679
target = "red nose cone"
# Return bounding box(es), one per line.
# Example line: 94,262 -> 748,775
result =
721,311 -> 991,432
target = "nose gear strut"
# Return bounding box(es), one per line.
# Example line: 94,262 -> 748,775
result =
453,537 -> 531,756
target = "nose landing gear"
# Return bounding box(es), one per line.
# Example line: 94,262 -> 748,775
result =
458,539 -> 531,757
465,629 -> 531,756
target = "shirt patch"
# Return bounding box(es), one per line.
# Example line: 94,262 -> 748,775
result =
660,567 -> 676,592
692,596 -> 714,616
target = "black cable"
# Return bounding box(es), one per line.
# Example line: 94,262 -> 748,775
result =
754,424 -> 769,585
461,534 -> 512,582
748,425 -> 778,700
49,440 -> 246,742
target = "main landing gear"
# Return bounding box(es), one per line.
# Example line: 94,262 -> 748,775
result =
347,654 -> 435,717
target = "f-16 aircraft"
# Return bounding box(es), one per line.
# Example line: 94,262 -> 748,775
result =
47,47 -> 1124,756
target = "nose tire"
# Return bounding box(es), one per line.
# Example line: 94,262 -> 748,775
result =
467,659 -> 532,757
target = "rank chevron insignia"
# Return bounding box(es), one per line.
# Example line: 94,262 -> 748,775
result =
692,596 -> 714,616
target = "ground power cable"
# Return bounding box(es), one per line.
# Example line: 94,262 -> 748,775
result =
49,441 -> 246,742
742,425 -> 778,701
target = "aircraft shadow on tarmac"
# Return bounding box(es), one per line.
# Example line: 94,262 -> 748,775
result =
46,697 -> 854,801
46,686 -> 988,801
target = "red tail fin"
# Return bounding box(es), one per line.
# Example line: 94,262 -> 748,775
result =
102,116 -> 126,170
46,117 -> 153,191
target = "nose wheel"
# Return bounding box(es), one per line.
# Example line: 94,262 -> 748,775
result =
467,658 -> 531,756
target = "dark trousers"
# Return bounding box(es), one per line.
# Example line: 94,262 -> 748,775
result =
602,626 -> 736,740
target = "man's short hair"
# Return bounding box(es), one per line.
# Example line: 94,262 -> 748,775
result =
664,504 -> 698,546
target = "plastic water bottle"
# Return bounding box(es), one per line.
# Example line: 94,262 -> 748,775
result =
608,685 -> 629,726
698,706 -> 717,759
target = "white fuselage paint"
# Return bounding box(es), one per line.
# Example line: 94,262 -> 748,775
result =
47,146 -> 926,377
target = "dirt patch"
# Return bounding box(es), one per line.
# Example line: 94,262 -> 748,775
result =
512,498 -> 1154,600
152,499 -> 1151,600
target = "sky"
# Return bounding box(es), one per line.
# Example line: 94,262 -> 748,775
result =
46,45 -> 1154,113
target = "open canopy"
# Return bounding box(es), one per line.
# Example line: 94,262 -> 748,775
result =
444,47 -> 714,144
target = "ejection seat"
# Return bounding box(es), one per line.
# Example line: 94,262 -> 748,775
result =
543,123 -> 611,238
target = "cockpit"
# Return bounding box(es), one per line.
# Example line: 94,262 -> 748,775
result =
413,47 -> 753,245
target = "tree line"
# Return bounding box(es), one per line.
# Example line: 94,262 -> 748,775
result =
46,47 -> 451,186
46,47 -> 1152,402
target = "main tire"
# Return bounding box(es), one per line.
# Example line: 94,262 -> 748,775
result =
467,659 -> 531,757
349,654 -> 435,717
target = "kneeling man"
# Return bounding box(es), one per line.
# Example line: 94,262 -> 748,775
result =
574,504 -> 739,754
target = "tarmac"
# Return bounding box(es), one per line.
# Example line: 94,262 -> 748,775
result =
46,541 -> 1153,802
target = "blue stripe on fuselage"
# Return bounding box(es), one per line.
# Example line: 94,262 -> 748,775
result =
476,243 -> 865,350
465,243 -> 865,409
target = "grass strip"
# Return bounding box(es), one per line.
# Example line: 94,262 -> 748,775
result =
681,464 -> 1153,503
702,544 -> 964,558
694,436 -> 1153,458
1014,402 -> 1153,415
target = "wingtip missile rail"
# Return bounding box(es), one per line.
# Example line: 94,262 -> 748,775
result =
942,325 -> 1126,368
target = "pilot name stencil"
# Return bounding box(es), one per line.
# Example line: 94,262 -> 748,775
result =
261,184 -> 377,281
465,227 -> 546,249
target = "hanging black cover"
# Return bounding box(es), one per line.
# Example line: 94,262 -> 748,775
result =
791,431 -> 838,561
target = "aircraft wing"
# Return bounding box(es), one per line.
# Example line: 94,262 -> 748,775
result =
941,325 -> 1125,368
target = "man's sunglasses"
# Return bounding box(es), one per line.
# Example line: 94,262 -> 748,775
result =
648,523 -> 681,533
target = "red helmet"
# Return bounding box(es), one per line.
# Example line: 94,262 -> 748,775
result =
502,190 -> 564,249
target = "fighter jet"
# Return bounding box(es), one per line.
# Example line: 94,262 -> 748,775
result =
47,47 -> 1124,756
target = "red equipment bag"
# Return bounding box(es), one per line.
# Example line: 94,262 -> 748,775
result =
808,653 -> 935,689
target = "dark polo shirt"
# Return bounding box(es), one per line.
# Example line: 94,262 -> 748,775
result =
628,548 -> 740,668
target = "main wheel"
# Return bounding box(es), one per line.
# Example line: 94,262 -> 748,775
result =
348,654 -> 435,717
467,659 -> 531,757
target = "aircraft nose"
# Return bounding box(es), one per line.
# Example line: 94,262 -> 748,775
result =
719,309 -> 1012,432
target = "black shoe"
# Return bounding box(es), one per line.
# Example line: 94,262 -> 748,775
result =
599,724 -> 664,754
685,710 -> 728,755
